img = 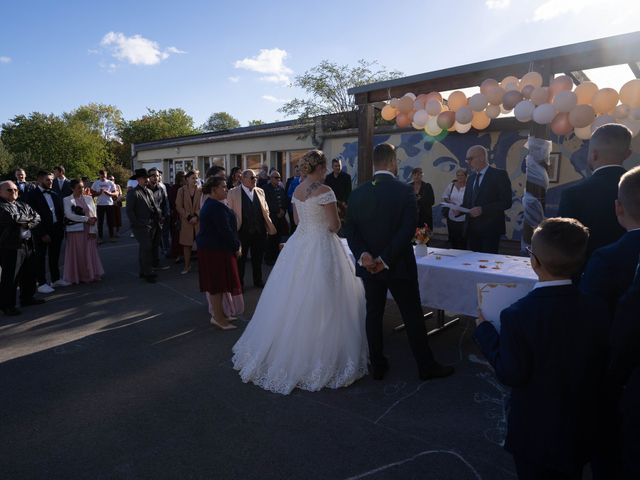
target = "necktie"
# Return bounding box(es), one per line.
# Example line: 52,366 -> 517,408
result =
472,173 -> 482,204
43,190 -> 52,195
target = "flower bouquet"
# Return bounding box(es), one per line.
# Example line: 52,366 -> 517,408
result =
413,223 -> 431,257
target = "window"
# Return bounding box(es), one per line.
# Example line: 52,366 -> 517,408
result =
244,153 -> 263,170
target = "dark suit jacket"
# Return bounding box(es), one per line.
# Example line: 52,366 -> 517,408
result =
24,187 -> 64,238
325,171 -> 352,204
580,229 -> 640,315
344,173 -> 417,281
52,177 -> 72,198
461,166 -> 512,237
558,166 -> 626,256
126,186 -> 159,229
474,285 -> 609,472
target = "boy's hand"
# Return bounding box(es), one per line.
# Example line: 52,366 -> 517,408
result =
475,309 -> 487,327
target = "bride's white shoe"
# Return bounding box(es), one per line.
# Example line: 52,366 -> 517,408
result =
210,317 -> 237,330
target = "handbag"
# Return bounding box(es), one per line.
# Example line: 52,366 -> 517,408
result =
441,183 -> 455,218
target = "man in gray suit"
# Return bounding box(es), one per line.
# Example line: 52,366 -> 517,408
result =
126,169 -> 161,283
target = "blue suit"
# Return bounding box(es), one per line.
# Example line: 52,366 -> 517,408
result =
474,285 -> 609,475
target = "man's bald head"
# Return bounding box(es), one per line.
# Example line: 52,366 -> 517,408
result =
466,145 -> 488,172
0,180 -> 19,202
588,123 -> 632,170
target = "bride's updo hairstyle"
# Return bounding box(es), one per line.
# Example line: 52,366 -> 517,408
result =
298,149 -> 327,176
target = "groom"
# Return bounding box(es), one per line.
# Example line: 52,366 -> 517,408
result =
345,143 -> 454,381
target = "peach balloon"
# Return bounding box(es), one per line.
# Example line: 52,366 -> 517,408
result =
390,98 -> 400,108
592,88 -> 619,114
574,82 -> 598,105
425,99 -> 443,116
425,91 -> 443,103
447,91 -> 468,112
454,121 -> 472,134
398,96 -> 414,113
550,75 -> 574,95
471,111 -> 491,130
480,78 -> 499,95
500,76 -> 520,92
486,86 -> 505,106
531,87 -> 551,106
468,93 -> 488,112
521,71 -> 543,89
574,125 -> 592,140
521,84 -> 535,100
553,91 -> 577,113
412,109 -> 429,128
413,98 -> 426,111
455,106 -> 473,125
614,104 -> 630,119
502,90 -> 524,110
619,79 -> 640,108
550,112 -> 573,136
381,105 -> 397,121
591,114 -> 616,133
396,112 -> 411,128
486,104 -> 502,118
436,111 -> 456,130
533,103 -> 557,125
514,100 -> 535,122
569,104 -> 596,128
404,93 -> 416,100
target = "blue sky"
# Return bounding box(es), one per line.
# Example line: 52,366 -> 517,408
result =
1,0 -> 638,129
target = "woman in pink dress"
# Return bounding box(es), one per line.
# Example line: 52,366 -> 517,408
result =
62,179 -> 104,284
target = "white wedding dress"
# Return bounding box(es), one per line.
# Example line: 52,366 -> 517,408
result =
232,189 -> 368,394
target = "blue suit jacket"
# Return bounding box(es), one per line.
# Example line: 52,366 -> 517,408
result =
344,173 -> 418,281
474,285 -> 609,472
581,229 -> 640,315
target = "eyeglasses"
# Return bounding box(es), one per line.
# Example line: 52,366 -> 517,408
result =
525,246 -> 540,264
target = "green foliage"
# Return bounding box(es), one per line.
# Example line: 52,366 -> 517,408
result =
279,59 -> 403,119
247,119 -> 264,126
0,139 -> 13,175
64,103 -> 123,140
201,112 -> 241,132
118,108 -> 198,145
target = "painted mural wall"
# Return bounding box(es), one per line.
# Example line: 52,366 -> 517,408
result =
323,129 -> 640,241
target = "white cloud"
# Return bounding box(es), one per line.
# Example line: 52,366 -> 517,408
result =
485,0 -> 510,9
234,48 -> 293,84
0,56 -> 12,64
532,0 -> 596,21
100,32 -> 185,66
262,95 -> 289,103
228,76 -> 240,83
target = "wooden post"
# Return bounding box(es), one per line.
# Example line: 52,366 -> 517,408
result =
357,102 -> 375,185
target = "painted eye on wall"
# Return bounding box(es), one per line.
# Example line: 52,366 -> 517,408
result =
433,157 -> 458,172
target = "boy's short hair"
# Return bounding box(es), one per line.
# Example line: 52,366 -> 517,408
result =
618,165 -> 640,222
532,218 -> 590,277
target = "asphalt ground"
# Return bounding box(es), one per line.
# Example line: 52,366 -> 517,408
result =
0,227 -> 519,479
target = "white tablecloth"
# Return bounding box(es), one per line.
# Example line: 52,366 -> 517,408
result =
341,240 -> 537,317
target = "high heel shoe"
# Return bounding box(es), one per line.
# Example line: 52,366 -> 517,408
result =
226,316 -> 238,322
210,317 -> 237,330
180,266 -> 191,274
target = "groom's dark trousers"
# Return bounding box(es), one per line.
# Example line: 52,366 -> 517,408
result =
345,173 -> 436,372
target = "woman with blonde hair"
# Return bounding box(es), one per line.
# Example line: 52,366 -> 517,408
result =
175,170 -> 202,274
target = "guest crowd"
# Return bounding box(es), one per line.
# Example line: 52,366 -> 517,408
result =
0,122 -> 638,479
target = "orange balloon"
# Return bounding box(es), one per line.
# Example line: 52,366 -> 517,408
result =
550,75 -> 574,96
620,79 -> 640,108
425,91 -> 443,103
521,71 -> 543,89
550,112 -> 573,136
381,105 -> 397,121
471,111 -> 491,130
447,91 -> 467,112
574,82 -> 598,105
592,88 -> 619,114
396,112 -> 411,128
398,96 -> 414,113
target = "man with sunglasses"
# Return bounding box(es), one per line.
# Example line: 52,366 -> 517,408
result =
0,181 -> 45,315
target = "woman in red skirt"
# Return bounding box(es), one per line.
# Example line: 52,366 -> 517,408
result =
197,176 -> 242,330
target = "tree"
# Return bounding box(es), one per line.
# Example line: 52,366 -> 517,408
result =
201,112 -> 241,132
64,103 -> 123,141
279,59 -> 403,120
0,139 -> 13,176
247,119 -> 264,126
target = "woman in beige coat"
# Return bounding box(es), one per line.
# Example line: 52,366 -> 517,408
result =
175,171 -> 202,274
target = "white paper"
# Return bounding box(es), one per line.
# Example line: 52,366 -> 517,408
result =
440,202 -> 470,214
477,282 -> 532,332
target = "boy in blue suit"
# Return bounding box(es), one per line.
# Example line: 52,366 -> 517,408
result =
474,218 -> 609,480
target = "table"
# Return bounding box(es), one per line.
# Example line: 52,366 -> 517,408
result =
341,240 -> 537,320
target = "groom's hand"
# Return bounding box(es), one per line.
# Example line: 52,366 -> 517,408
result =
360,252 -> 374,268
366,259 -> 385,274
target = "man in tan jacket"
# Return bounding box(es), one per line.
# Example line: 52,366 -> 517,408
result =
227,169 -> 276,288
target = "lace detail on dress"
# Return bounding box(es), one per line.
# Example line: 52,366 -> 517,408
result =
316,189 -> 336,205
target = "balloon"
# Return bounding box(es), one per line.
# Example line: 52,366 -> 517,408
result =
389,98 -> 400,108
614,104 -> 630,119
398,96 -> 414,113
396,112 -> 411,128
425,99 -> 442,116
500,75 -> 519,92
471,111 -> 491,130
455,106 -> 473,124
425,91 -> 443,103
468,93 -> 488,112
533,103 -> 557,125
424,116 -> 442,136
411,122 -> 422,130
629,107 -> 640,121
619,79 -> 640,108
550,75 -> 574,95
500,105 -> 512,115
574,125 -> 592,140
553,91 -> 577,113
521,84 -> 535,99
447,91 -> 467,112
514,100 -> 535,122
454,121 -> 472,134
502,90 -> 524,110
531,87 -> 551,106
381,105 -> 397,121
592,88 -> 619,114
486,104 -> 501,118
436,111 -> 456,130
621,117 -> 640,137
521,71 -> 543,89
551,112 -> 573,136
591,114 -> 616,133
412,109 -> 429,128
569,104 -> 596,128
404,92 -> 416,100
413,98 -> 426,111
575,82 -> 598,105
480,78 -> 499,95
486,86 -> 505,105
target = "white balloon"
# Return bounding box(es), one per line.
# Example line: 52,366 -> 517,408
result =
404,92 -> 416,100
553,91 -> 578,113
412,110 -> 429,128
454,121 -> 472,134
574,125 -> 592,140
532,103 -> 557,125
514,100 -> 535,122
425,116 -> 442,136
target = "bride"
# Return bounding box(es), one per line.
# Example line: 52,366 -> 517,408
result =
232,150 -> 368,394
